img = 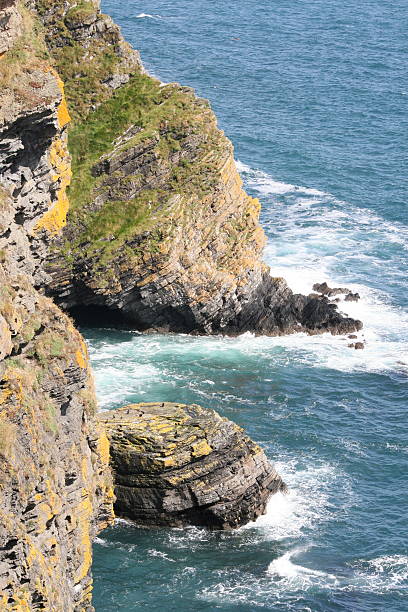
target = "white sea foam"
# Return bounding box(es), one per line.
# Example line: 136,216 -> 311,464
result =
115,517 -> 132,524
267,548 -> 339,588
135,13 -> 162,19
148,549 -> 176,562
235,160 -> 408,376
350,555 -> 408,593
267,552 -> 408,594
242,458 -> 350,541
198,551 -> 408,607
235,160 -> 251,173
198,554 -> 407,608
236,160 -> 329,197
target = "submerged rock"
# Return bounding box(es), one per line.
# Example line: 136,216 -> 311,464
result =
100,402 -> 286,530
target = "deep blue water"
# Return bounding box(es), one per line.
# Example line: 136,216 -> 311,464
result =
90,1 -> 408,609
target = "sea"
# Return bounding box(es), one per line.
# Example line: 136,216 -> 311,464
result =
88,1 -> 408,610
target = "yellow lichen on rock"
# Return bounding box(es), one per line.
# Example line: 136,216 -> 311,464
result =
47,67 -> 71,128
74,490 -> 94,583
97,430 -> 111,467
34,137 -> 71,234
0,265 -> 114,609
100,402 -> 286,529
191,439 -> 213,458
75,348 -> 87,369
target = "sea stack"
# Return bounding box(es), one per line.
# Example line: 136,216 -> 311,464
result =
100,402 -> 286,529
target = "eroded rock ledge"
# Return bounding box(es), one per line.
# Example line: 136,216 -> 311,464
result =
100,402 -> 286,530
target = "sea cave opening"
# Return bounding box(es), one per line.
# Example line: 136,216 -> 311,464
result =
68,304 -> 133,329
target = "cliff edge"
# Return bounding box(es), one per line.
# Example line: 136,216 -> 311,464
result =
31,0 -> 362,337
0,3 -> 114,608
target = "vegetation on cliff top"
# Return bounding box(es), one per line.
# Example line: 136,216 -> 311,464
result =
62,73 -> 225,267
27,0 -> 229,271
0,2 -> 50,108
29,0 -> 260,300
34,0 -> 136,120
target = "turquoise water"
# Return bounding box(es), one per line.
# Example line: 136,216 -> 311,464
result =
90,1 -> 408,609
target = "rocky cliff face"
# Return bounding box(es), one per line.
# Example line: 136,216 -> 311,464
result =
25,0 -> 362,337
0,0 -> 72,287
0,265 -> 114,610
0,3 -> 114,609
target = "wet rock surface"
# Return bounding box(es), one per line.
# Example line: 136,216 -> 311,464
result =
100,402 -> 286,530
312,281 -> 360,303
348,341 -> 365,349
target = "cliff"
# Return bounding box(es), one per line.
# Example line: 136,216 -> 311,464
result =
0,3 -> 114,609
0,263 -> 114,610
28,0 -> 361,336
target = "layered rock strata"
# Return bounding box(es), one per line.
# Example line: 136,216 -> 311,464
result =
29,0 -> 362,336
0,3 -> 115,609
0,265 -> 114,610
100,402 -> 286,530
0,0 -> 79,294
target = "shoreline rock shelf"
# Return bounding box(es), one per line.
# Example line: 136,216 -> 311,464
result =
100,402 -> 286,530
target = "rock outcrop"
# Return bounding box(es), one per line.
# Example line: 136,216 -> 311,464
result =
33,0 -> 142,121
0,265 -> 114,610
0,3 -> 115,609
100,402 -> 286,530
22,0 -> 362,338
0,0 -> 72,288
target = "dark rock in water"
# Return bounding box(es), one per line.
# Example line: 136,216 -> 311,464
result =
313,282 -> 331,295
313,281 -> 351,297
345,292 -> 360,302
328,287 -> 351,296
99,402 -> 286,530
348,341 -> 365,349
217,275 -> 362,337
348,334 -> 358,339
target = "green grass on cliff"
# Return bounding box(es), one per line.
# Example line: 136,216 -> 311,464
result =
65,73 -> 222,264
30,0 -> 225,268
68,73 -> 164,212
64,1 -> 95,24
0,2 -> 50,92
34,0 -> 124,120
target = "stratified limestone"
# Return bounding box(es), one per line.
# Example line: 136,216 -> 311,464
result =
0,265 -> 114,611
28,0 -> 362,337
0,0 -> 72,288
0,4 -> 115,609
100,402 -> 286,530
